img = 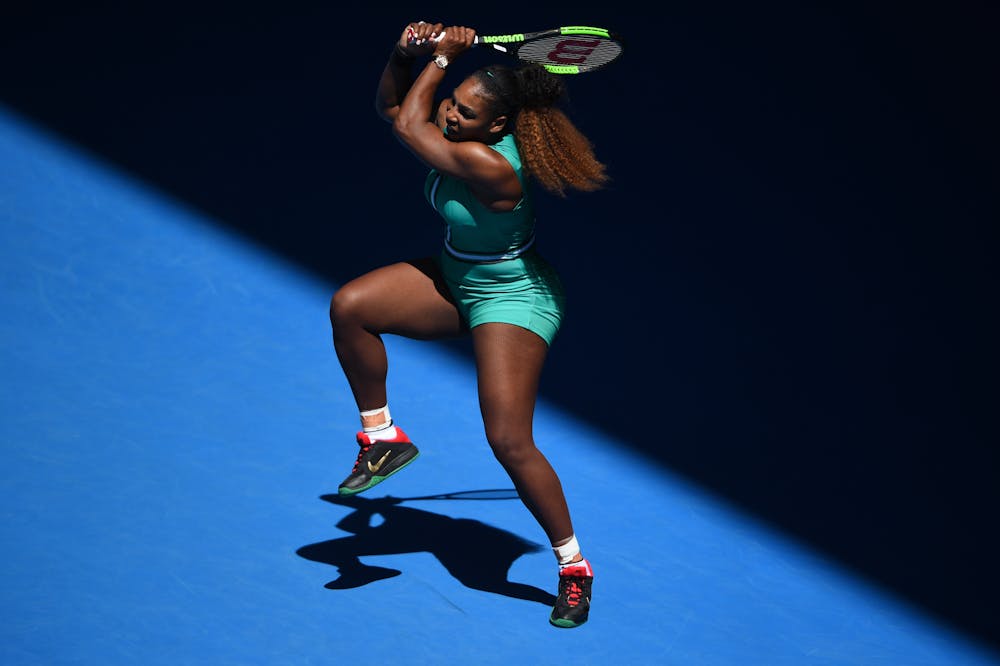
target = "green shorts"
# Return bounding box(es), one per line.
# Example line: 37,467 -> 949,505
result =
437,249 -> 566,346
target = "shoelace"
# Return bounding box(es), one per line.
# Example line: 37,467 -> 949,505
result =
351,441 -> 373,473
559,576 -> 584,607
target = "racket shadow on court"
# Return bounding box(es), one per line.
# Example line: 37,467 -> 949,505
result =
296,490 -> 556,606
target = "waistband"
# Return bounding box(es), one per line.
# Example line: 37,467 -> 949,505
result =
443,229 -> 536,264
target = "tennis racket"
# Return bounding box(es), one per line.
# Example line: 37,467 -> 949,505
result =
408,25 -> 624,74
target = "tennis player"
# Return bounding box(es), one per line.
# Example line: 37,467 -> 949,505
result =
329,21 -> 608,627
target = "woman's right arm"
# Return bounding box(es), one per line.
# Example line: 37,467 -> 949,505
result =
374,22 -> 442,123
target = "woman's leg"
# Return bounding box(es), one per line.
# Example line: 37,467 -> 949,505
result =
331,258 -> 467,495
472,323 -> 594,628
330,258 -> 465,412
471,322 -> 576,546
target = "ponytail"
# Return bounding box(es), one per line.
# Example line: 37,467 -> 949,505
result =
473,63 -> 608,196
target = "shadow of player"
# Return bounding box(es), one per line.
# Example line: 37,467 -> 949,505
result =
296,492 -> 556,606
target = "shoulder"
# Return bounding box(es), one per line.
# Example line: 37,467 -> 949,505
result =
488,134 -> 521,168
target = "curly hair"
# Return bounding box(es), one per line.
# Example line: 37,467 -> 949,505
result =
472,64 -> 608,197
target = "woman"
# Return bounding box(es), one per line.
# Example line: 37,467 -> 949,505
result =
329,21 -> 608,628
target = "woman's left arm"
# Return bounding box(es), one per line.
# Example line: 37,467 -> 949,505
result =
376,21 -> 441,123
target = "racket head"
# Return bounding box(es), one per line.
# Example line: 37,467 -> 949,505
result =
501,26 -> 624,74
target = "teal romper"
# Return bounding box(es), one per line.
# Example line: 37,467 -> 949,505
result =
424,133 -> 566,346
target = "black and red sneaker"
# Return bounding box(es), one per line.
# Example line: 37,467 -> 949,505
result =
549,559 -> 594,628
337,428 -> 420,496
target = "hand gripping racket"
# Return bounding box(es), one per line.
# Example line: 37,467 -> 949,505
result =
408,25 -> 624,74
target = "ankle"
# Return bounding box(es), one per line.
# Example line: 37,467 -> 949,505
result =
552,534 -> 581,565
360,405 -> 392,431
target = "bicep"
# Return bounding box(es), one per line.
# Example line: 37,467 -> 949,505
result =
392,121 -> 508,186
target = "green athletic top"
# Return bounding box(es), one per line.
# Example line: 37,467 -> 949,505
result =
423,133 -> 535,256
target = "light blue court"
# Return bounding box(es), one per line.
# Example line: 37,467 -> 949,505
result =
2,106 -> 998,665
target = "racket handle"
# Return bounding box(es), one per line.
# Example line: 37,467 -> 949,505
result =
406,28 -> 480,46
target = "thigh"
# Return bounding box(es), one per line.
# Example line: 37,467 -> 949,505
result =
472,323 -> 549,438
336,258 -> 467,340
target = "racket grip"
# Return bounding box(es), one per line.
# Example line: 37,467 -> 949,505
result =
406,28 -> 480,46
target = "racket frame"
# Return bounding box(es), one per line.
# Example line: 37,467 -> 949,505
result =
409,25 -> 623,74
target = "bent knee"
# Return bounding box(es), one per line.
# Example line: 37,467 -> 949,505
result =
329,286 -> 366,327
487,432 -> 536,469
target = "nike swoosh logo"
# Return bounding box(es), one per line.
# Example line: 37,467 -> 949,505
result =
368,450 -> 392,474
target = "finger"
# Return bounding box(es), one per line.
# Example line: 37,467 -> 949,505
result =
406,26 -> 424,44
408,22 -> 441,45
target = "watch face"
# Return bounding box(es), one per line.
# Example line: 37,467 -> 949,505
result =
435,54 -> 448,69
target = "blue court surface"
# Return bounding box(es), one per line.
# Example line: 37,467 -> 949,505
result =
2,105 -> 998,665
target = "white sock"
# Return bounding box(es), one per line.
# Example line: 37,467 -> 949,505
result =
364,422 -> 398,441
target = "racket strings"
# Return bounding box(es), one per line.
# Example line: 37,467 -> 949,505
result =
516,37 -> 623,72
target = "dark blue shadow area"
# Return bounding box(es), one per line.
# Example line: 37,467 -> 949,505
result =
3,0 -> 996,650
296,492 -> 555,605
